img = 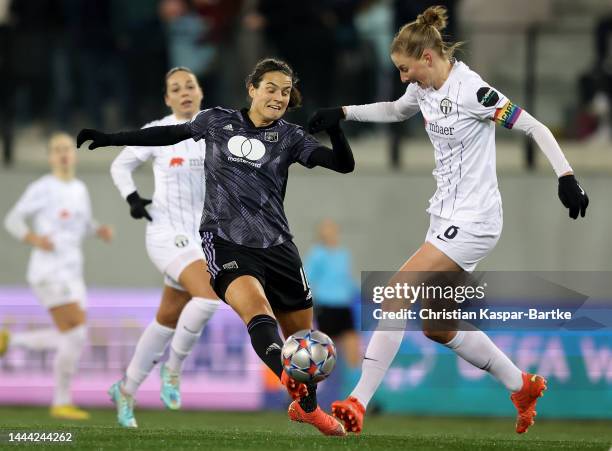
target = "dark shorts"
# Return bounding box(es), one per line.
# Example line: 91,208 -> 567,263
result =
315,305 -> 355,337
201,232 -> 313,312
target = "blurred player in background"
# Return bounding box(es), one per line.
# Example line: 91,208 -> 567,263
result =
1,132 -> 113,420
108,67 -> 219,428
309,5 -> 590,435
305,219 -> 360,367
77,57 -> 354,436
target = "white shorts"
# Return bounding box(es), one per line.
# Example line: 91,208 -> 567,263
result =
31,278 -> 87,310
425,215 -> 502,272
146,225 -> 206,291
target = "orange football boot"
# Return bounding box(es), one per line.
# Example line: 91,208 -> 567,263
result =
331,396 -> 365,434
288,401 -> 346,436
280,370 -> 308,401
511,373 -> 547,434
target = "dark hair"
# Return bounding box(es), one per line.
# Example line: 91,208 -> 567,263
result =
164,67 -> 200,95
390,5 -> 462,59
245,58 -> 302,109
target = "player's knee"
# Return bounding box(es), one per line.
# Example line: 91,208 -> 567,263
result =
156,310 -> 179,329
422,328 -> 454,344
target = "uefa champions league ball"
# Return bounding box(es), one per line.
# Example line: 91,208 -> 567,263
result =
281,329 -> 336,383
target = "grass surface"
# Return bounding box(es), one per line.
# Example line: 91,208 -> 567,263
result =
0,407 -> 610,450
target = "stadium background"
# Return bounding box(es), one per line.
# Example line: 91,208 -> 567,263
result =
0,0 -> 611,428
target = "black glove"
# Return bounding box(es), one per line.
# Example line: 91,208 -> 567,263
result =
126,191 -> 153,222
76,129 -> 113,150
308,107 -> 345,134
558,174 -> 589,219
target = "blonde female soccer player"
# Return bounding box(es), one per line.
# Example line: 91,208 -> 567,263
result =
2,132 -> 113,420
108,67 -> 219,428
309,5 -> 589,435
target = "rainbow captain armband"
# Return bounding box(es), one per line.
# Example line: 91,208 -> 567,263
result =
493,101 -> 522,129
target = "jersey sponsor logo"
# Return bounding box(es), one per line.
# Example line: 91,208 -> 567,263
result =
227,135 -> 266,167
440,97 -> 453,115
264,131 -> 278,142
223,124 -> 234,131
169,157 -> 185,167
222,260 -> 239,270
428,121 -> 455,136
189,157 -> 205,168
174,234 -> 189,248
477,87 -> 500,107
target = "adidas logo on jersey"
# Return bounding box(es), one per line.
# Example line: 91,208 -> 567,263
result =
223,124 -> 233,131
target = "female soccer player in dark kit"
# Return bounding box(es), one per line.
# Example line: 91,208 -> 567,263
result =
77,58 -> 354,436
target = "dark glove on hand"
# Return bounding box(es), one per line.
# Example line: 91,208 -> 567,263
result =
76,129 -> 113,150
126,191 -> 152,221
308,107 -> 345,134
558,174 -> 589,219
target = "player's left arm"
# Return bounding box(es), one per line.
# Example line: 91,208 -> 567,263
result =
83,185 -> 113,242
293,124 -> 355,173
494,101 -> 589,219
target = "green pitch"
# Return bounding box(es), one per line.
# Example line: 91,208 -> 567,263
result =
0,407 -> 610,450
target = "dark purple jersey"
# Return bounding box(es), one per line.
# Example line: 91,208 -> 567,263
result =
189,107 -> 321,248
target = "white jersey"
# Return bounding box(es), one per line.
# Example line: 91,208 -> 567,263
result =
110,114 -> 206,238
4,175 -> 96,284
347,61 -> 528,221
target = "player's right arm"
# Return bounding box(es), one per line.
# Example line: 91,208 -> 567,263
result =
77,123 -> 192,150
4,182 -> 54,251
110,124 -> 156,222
308,84 -> 421,133
77,109 -> 217,151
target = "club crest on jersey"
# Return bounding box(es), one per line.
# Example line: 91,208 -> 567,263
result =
169,157 -> 185,167
174,235 -> 189,248
440,98 -> 453,115
264,131 -> 278,142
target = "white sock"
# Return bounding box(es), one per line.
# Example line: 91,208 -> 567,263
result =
350,328 -> 405,408
166,297 -> 219,373
123,320 -> 175,395
444,330 -> 523,392
53,325 -> 87,406
11,328 -> 60,350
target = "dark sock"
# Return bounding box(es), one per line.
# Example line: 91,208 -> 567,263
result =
246,314 -> 283,378
299,382 -> 318,413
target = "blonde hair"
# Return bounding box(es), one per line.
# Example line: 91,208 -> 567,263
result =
47,131 -> 74,152
390,5 -> 462,60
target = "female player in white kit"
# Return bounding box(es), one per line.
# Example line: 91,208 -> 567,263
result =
108,67 -> 219,428
308,5 -> 589,435
2,132 -> 113,420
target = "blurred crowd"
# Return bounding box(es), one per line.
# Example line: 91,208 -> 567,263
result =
0,0 -> 460,133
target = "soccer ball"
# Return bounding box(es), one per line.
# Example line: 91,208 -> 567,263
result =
281,329 -> 336,383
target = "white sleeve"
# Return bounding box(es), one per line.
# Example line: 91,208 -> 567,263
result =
345,84 -> 420,123
81,185 -> 100,236
3,183 -> 45,241
512,110 -> 573,177
110,146 -> 150,199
